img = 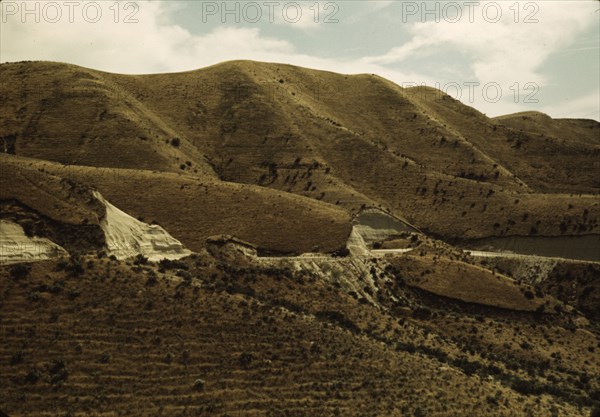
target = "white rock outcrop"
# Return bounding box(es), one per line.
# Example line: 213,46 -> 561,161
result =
93,191 -> 191,262
0,220 -> 67,265
346,226 -> 370,257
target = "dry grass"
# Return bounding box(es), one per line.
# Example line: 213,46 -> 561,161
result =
1,253 -> 596,417
1,154 -> 351,255
1,60 -> 599,416
390,254 -> 558,312
1,60 -> 598,242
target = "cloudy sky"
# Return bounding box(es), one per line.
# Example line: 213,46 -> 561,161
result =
1,0 -> 599,119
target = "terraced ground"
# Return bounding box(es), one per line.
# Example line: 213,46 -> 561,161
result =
1,60 -> 599,416
1,249 -> 599,417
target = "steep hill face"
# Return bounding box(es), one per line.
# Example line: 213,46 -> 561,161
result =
1,60 -> 599,244
412,97 -> 600,194
0,62 -> 216,177
0,154 -> 351,255
0,156 -> 106,253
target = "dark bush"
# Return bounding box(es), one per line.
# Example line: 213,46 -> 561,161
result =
48,360 -> 68,385
146,274 -> 158,286
396,342 -> 417,354
56,257 -> 85,277
315,310 -> 360,333
193,378 -> 206,391
511,378 -> 542,395
453,357 -> 481,376
170,137 -> 181,147
10,352 -> 24,365
412,306 -> 432,320
332,247 -> 350,257
238,353 -> 254,368
24,369 -> 40,384
133,254 -> 148,265
9,264 -> 31,280
159,259 -> 188,270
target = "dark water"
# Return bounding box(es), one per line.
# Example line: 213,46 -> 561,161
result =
465,235 -> 600,262
354,211 -> 416,233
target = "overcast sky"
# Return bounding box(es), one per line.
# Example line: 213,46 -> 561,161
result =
1,0 -> 599,120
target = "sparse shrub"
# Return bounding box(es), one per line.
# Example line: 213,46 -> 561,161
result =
99,352 -> 111,364
454,357 -> 480,376
315,310 -> 360,333
332,247 -> 350,257
48,360 -> 68,385
486,395 -> 499,406
133,254 -> 148,265
24,368 -> 40,384
560,222 -> 568,233
170,137 -> 181,147
68,290 -> 81,300
412,306 -> 432,320
193,378 -> 206,391
511,378 -> 541,395
176,270 -> 192,281
159,259 -> 188,270
238,353 -> 254,368
146,273 -> 158,286
396,342 -> 416,353
10,352 -> 24,365
9,264 -> 31,280
56,256 -> 85,277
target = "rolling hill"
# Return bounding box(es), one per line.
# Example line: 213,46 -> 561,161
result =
1,60 -> 598,246
1,60 -> 599,417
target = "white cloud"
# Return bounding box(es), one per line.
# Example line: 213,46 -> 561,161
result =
0,0 -> 424,78
541,90 -> 600,120
364,1 -> 596,85
0,0 -> 597,120
360,1 -> 598,118
0,1 -> 294,73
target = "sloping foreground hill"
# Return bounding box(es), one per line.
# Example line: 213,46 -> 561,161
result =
391,254 -> 560,312
1,60 -> 598,243
0,154 -> 351,255
1,251 -> 597,417
0,155 -> 106,253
